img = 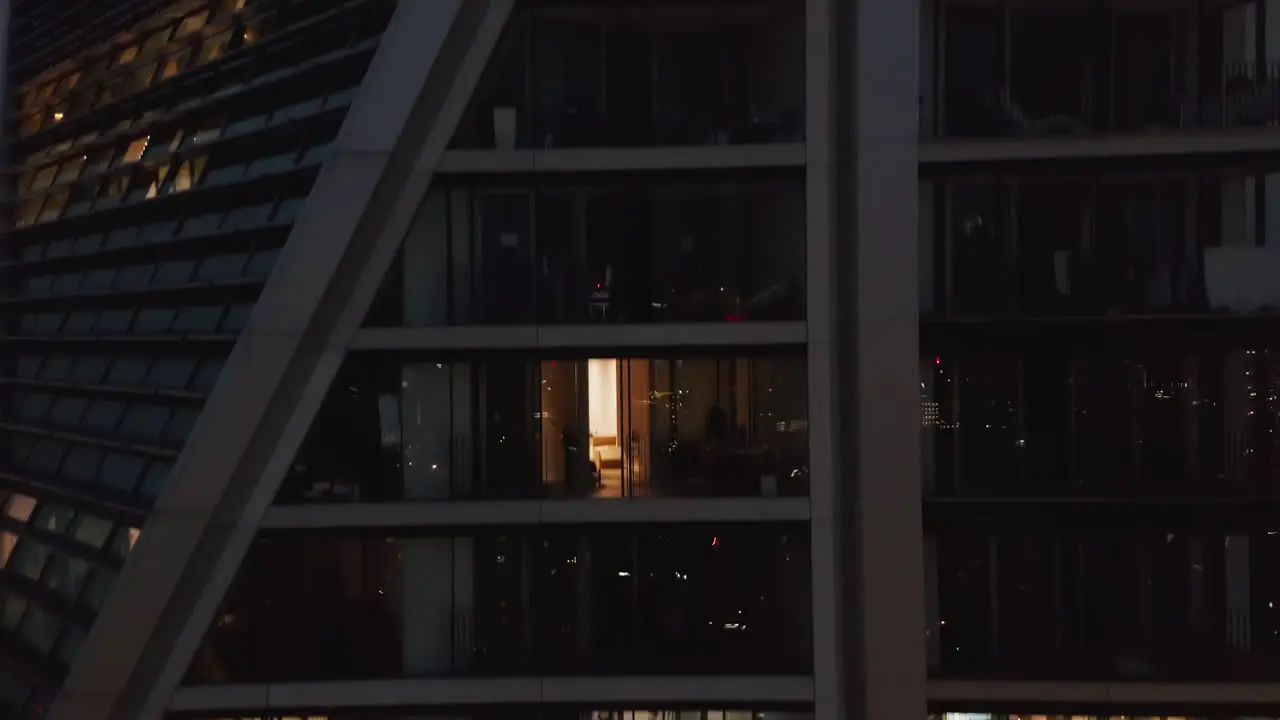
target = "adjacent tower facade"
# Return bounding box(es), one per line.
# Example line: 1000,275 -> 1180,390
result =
0,1 -> 922,720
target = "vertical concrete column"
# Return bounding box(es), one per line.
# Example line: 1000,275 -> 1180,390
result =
807,0 -> 924,717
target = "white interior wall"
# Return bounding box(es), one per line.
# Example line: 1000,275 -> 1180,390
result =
587,358 -> 619,438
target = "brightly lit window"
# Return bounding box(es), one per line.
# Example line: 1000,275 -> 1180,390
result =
29,165 -> 57,192
175,10 -> 210,38
122,136 -> 151,164
4,495 -> 36,524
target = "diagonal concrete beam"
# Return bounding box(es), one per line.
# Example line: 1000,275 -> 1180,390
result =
48,1 -> 516,718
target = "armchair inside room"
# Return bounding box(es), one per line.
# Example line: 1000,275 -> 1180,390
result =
591,433 -> 623,474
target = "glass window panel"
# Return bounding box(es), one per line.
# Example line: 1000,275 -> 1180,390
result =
10,435 -> 34,466
220,303 -> 253,332
31,505 -> 72,536
45,555 -> 90,600
107,357 -> 150,386
142,25 -> 174,54
80,269 -> 116,292
121,136 -> 150,164
0,593 -> 25,631
47,396 -> 88,428
190,358 -> 225,392
118,45 -> 139,64
62,446 -> 103,483
29,165 -> 56,191
159,53 -> 185,80
138,164 -> 171,201
175,10 -> 209,38
53,156 -> 86,184
44,239 -> 73,258
173,306 -> 224,333
4,495 -> 37,524
141,132 -> 175,162
69,355 -> 110,383
196,253 -> 248,281
245,249 -> 279,278
224,203 -> 273,230
273,197 -> 306,224
180,212 -> 224,235
0,533 -> 16,568
25,440 -> 66,475
61,312 -> 95,333
24,275 -> 53,295
94,309 -> 134,333
145,358 -> 196,389
132,308 -> 175,333
108,527 -> 140,560
138,461 -> 170,498
35,312 -> 65,334
9,540 -> 49,581
38,191 -> 69,222
16,356 -> 41,378
16,197 -> 43,226
81,400 -> 126,433
105,226 -> 141,248
55,625 -> 85,667
167,157 -> 205,193
99,454 -> 146,494
196,30 -> 234,64
162,407 -> 199,445
69,515 -> 112,549
201,159 -> 247,185
139,220 -> 179,243
119,404 -> 171,441
80,569 -> 114,610
17,394 -> 53,422
116,264 -> 156,289
19,605 -> 61,655
50,273 -> 83,294
153,260 -> 196,285
38,355 -> 73,380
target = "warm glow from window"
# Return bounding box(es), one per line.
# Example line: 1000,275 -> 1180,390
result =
160,56 -> 183,80
4,495 -> 36,524
31,165 -> 57,191
127,528 -> 141,549
52,111 -> 64,122
146,165 -> 171,199
234,0 -> 247,9
119,45 -> 139,64
193,126 -> 222,144
242,27 -> 258,44
169,158 -> 205,194
123,136 -> 150,163
176,10 -> 209,38
0,533 -> 15,569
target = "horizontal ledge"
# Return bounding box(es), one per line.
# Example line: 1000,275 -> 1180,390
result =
435,144 -> 807,174
349,322 -> 807,351
920,129 -> 1280,165
261,497 -> 812,529
928,679 -> 1280,705
170,675 -> 816,711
